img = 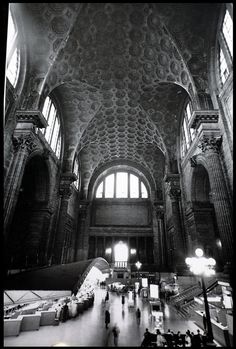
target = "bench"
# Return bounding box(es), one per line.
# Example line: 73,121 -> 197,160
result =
20,314 -> 41,331
39,310 -> 56,326
4,318 -> 22,337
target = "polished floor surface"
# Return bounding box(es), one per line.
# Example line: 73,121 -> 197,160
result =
4,287 -> 218,347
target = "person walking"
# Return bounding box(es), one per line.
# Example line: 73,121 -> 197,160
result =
105,290 -> 109,302
202,312 -> 207,331
136,307 -> 141,325
121,294 -> 125,306
165,329 -> 174,348
156,329 -> 166,347
141,328 -> 151,347
195,330 -> 203,347
61,303 -> 69,322
105,310 -> 110,329
112,323 -> 120,346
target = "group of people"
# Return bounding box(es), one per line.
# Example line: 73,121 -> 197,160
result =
103,288 -> 209,348
141,328 -> 209,347
52,291 -> 95,323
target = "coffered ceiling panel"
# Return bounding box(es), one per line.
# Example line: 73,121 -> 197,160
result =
13,3 -> 220,194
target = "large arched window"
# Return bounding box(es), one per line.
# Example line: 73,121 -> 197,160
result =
95,171 -> 148,199
41,96 -> 62,159
218,8 -> 233,86
180,101 -> 195,158
6,6 -> 20,88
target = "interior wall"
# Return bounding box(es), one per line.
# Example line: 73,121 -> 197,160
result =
91,200 -> 151,226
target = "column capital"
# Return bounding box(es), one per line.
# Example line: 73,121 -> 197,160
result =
165,173 -> 181,200
164,173 -> 180,184
153,202 -> 164,218
60,172 -> 77,183
79,200 -> 90,210
15,110 -> 47,129
12,133 -> 39,154
198,135 -> 222,154
189,110 -> 219,130
59,172 -> 77,198
169,188 -> 181,200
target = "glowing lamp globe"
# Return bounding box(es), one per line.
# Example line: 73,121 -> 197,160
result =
195,248 -> 204,257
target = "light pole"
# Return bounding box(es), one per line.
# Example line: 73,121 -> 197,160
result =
185,248 -> 216,344
135,261 -> 142,290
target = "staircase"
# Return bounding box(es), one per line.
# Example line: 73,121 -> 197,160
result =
169,278 -> 218,319
169,284 -> 202,306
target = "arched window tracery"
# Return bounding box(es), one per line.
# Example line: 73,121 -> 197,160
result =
95,171 -> 148,199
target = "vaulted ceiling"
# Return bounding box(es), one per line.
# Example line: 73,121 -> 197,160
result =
13,3 -> 220,195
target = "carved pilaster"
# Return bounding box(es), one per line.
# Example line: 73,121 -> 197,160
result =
53,173 -> 77,264
153,202 -> 164,219
197,135 -> 232,264
165,174 -> 186,270
76,201 -> 90,261
198,135 -> 222,154
79,201 -> 90,219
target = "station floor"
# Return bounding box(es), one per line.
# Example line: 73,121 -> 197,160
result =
4,287 -> 220,347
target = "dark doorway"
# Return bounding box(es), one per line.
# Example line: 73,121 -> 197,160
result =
6,155 -> 50,270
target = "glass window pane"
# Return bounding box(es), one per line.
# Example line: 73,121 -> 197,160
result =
116,172 -> 128,198
51,117 -> 59,152
141,182 -> 148,198
222,10 -> 233,57
114,242 -> 128,262
6,47 -> 19,87
186,103 -> 192,121
190,127 -> 195,141
220,49 -> 229,84
183,118 -> 190,149
7,9 -> 16,58
96,182 -> 103,198
42,97 -> 51,121
105,174 -> 114,198
130,174 -> 139,198
73,159 -> 79,189
55,133 -> 61,158
181,132 -> 186,157
45,104 -> 56,143
74,159 -> 78,175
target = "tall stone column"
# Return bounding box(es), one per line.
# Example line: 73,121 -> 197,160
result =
76,200 -> 91,261
198,135 -> 233,264
157,207 -> 167,267
4,110 -> 46,233
190,109 -> 233,267
152,203 -> 164,267
165,174 -> 186,272
54,172 -> 77,264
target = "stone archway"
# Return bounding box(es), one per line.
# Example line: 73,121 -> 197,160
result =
187,164 -> 223,269
6,155 -> 51,270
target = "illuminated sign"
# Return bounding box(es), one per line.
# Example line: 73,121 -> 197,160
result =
150,284 -> 159,299
142,278 -> 148,287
